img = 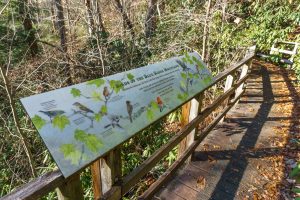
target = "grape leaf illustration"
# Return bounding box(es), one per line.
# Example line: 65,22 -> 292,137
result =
71,88 -> 81,97
127,73 -> 135,81
109,80 -> 124,93
60,144 -> 81,165
150,101 -> 159,112
181,72 -> 187,79
101,105 -> 107,114
184,52 -> 193,64
94,113 -> 102,122
192,56 -> 206,70
146,109 -> 154,121
32,115 -> 46,130
87,79 -> 105,87
52,115 -> 70,131
74,129 -> 103,153
91,91 -> 103,101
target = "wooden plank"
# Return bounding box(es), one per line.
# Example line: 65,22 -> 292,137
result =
91,148 -> 122,199
220,74 -> 235,123
99,186 -> 121,200
122,75 -> 248,196
138,87 -> 246,200
56,173 -> 84,200
0,170 -> 65,200
178,93 -> 204,161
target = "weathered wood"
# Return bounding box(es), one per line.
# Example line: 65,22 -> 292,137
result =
121,74 -> 249,195
138,88 -> 246,199
235,64 -> 249,99
178,93 -> 204,161
99,186 -> 122,200
91,148 -> 122,199
1,170 -> 64,200
91,160 -> 103,200
220,73 -> 235,123
56,173 -> 84,200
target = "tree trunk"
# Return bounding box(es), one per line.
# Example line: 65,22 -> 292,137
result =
54,0 -> 67,52
85,0 -> 95,36
114,0 -> 135,38
95,0 -> 106,33
202,0 -> 212,63
145,0 -> 158,39
19,0 -> 39,56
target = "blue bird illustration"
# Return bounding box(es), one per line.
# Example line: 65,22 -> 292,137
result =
39,110 -> 65,122
73,102 -> 94,114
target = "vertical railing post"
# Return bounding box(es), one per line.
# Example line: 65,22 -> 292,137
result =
220,73 -> 235,123
56,173 -> 84,200
178,92 -> 204,161
91,147 -> 122,200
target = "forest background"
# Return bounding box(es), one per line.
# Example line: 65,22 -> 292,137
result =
0,0 -> 300,199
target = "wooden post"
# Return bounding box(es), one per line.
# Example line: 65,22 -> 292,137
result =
91,148 -> 122,200
56,173 -> 84,200
178,93 -> 204,161
220,74 -> 235,123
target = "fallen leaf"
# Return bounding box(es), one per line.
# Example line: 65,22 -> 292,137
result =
197,176 -> 206,190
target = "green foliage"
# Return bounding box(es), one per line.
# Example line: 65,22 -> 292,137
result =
32,115 -> 46,130
87,79 -> 105,87
52,115 -> 70,131
290,162 -> 300,178
71,88 -> 81,97
109,80 -> 124,93
127,73 -> 135,81
91,91 -> 103,101
94,112 -> 103,122
60,144 -> 81,165
74,129 -> 103,153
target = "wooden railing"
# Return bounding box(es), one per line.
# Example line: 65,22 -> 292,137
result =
1,48 -> 255,200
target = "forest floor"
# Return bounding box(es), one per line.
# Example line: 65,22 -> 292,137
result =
155,60 -> 300,200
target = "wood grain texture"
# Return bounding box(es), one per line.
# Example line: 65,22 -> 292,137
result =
56,173 -> 84,200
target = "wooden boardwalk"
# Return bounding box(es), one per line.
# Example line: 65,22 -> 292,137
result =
154,61 -> 296,199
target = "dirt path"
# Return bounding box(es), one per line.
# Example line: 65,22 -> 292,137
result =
155,60 -> 300,200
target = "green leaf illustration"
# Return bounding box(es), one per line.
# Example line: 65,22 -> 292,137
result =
177,93 -> 188,101
188,72 -> 194,79
127,73 -> 135,81
87,79 -> 105,87
180,80 -> 186,90
110,80 -> 124,93
32,115 -> 46,130
60,144 -> 81,165
192,56 -> 205,69
146,109 -> 154,121
70,88 -> 81,97
181,72 -> 187,79
94,113 -> 102,122
52,115 -> 70,131
74,129 -> 103,153
184,52 -> 193,64
101,105 -> 107,114
150,101 -> 159,111
91,91 -> 103,101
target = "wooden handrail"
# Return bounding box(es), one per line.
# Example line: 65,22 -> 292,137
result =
1,52 -> 255,200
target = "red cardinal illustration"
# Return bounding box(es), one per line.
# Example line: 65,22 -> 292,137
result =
156,96 -> 164,112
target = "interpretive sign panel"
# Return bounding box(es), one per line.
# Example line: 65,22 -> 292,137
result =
21,52 -> 213,177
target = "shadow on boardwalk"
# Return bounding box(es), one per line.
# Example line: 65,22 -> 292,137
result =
155,61 -> 299,200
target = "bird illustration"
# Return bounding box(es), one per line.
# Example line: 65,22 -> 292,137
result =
176,60 -> 194,73
73,102 -> 94,114
103,86 -> 111,101
156,97 -> 164,112
39,110 -> 65,122
126,101 -> 133,123
104,115 -> 123,129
